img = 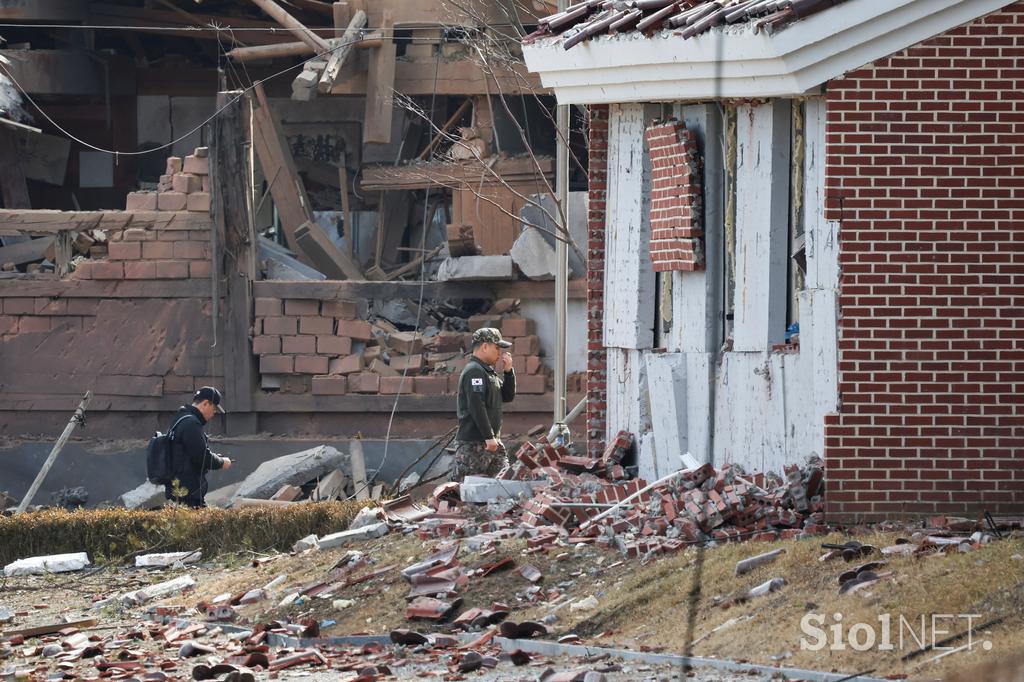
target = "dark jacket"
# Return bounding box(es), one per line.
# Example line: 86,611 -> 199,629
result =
164,405 -> 225,507
456,356 -> 515,442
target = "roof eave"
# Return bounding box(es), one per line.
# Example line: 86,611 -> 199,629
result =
523,0 -> 1016,105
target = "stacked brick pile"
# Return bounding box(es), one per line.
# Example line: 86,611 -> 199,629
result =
252,297 -> 554,396
125,148 -> 212,214
644,120 -> 704,272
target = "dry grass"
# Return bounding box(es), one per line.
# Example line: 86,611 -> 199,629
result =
553,532 -> 1024,679
0,502 -> 371,565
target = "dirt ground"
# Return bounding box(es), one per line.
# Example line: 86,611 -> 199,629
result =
2,526 -> 1023,681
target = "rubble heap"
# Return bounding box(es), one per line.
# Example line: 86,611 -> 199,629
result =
423,431 -> 827,559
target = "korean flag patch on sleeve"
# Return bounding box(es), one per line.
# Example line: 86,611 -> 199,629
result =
471,377 -> 485,392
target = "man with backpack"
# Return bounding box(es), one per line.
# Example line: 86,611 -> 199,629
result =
164,386 -> 232,507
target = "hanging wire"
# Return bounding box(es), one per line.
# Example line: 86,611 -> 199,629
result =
0,31 -> 373,156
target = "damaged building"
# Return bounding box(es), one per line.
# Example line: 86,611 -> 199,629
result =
523,0 -> 1024,520
0,0 -> 593,502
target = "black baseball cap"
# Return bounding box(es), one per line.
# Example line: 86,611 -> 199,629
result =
193,386 -> 226,413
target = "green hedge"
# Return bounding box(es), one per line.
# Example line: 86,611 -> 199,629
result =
0,501 -> 370,565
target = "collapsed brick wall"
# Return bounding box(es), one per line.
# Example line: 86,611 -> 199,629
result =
824,2 -> 1024,518
0,212 -> 219,403
644,121 -> 704,272
253,298 -> 570,396
72,214 -> 212,281
586,105 -> 609,459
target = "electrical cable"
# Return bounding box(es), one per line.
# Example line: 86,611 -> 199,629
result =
0,30 -> 373,157
348,52 -> 443,500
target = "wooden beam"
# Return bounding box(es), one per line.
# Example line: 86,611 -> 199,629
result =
250,82 -> 314,254
225,32 -> 382,62
294,221 -> 364,280
363,9 -> 396,144
212,91 -> 257,413
360,157 -> 554,191
0,237 -> 51,266
318,9 -> 367,94
248,0 -> 333,54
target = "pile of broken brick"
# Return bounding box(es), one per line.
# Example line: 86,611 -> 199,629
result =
422,431 -> 828,559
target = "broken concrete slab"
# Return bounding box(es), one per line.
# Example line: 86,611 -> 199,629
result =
293,534 -> 320,553
349,506 -> 385,530
119,575 -> 197,606
232,445 -> 349,500
135,551 -> 202,568
436,255 -> 514,281
510,227 -> 557,280
460,476 -> 546,503
4,552 -> 91,577
120,481 -> 166,509
317,522 -> 389,549
735,548 -> 785,576
313,469 -> 349,501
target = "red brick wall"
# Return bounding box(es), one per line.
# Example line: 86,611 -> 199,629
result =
824,2 -> 1024,519
644,121 -> 704,272
586,105 -> 609,458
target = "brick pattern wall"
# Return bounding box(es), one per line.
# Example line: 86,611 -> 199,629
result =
644,121 -> 704,272
824,2 -> 1024,518
586,105 -> 609,458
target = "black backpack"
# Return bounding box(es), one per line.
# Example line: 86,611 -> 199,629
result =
146,415 -> 197,485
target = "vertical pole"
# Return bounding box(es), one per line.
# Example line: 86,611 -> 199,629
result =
553,0 -> 570,438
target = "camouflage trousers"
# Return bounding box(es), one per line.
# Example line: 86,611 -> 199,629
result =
450,441 -> 509,482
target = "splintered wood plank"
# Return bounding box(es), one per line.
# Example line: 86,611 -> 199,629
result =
603,103 -> 655,350
212,90 -> 257,412
250,82 -> 314,253
318,9 -> 367,93
363,9 -> 396,144
733,100 -> 790,351
0,237 -> 52,266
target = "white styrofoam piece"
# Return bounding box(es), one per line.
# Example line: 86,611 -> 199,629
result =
135,551 -> 202,568
4,552 -> 90,577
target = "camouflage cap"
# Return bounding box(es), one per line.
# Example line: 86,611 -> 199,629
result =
473,327 -> 512,348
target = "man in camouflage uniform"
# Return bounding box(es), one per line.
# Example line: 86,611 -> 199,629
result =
452,327 -> 516,481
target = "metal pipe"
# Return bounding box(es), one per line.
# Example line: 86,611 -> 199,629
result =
16,392 -> 92,513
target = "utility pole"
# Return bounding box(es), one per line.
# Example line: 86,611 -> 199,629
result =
552,0 -> 570,443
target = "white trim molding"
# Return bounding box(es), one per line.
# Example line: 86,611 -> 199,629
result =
522,0 -> 1015,104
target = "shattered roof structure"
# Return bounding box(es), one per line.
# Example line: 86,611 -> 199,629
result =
525,0 -> 846,49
